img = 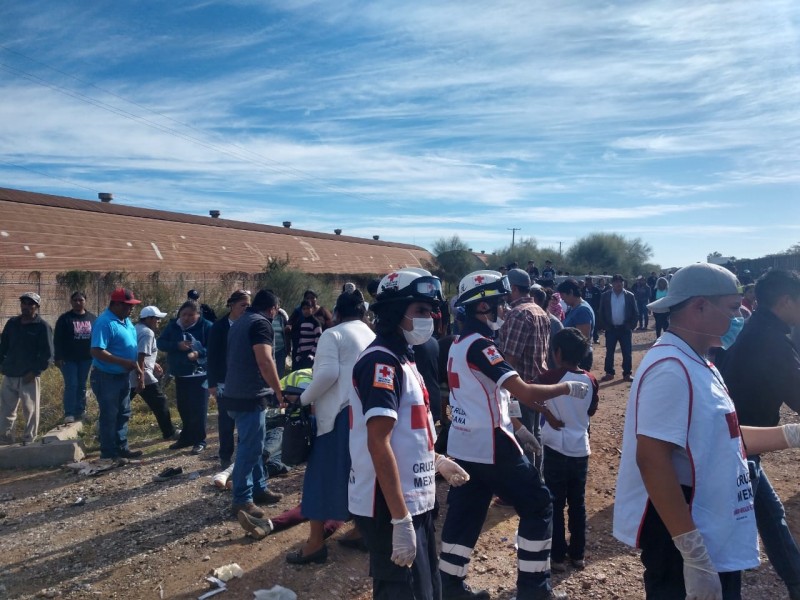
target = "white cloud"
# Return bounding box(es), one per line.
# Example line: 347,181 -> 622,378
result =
1,0 -> 799,267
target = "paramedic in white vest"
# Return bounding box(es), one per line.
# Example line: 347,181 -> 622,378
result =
349,268 -> 470,600
439,270 -> 590,600
613,262 -> 800,600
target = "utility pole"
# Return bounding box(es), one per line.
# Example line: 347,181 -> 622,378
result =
558,241 -> 563,256
508,227 -> 521,248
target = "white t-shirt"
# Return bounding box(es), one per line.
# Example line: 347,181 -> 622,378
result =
540,369 -> 596,457
613,333 -> 758,572
130,322 -> 158,387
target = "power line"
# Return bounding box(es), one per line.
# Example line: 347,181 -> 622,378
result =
0,158 -> 101,195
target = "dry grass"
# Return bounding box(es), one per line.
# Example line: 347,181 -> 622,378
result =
0,368 -> 216,449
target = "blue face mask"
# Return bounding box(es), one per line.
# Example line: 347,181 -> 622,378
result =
720,317 -> 745,349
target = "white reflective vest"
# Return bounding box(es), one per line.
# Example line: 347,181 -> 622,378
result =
348,345 -> 437,517
613,335 -> 759,572
446,332 -> 521,464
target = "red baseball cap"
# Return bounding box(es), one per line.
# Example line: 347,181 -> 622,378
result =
109,288 -> 141,305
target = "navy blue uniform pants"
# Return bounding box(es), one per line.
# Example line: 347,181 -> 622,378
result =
440,430 -> 555,600
355,485 -> 441,600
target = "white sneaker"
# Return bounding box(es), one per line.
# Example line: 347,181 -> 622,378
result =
213,464 -> 235,489
63,416 -> 75,424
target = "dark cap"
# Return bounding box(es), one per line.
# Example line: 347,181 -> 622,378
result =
187,289 -> 200,300
506,268 -> 531,289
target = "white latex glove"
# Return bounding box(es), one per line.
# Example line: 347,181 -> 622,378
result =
435,455 -> 470,486
672,529 -> 722,600
390,513 -> 416,567
566,381 -> 590,398
782,424 -> 800,448
514,424 -> 542,456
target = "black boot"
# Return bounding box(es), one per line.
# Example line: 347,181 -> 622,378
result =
441,572 -> 490,600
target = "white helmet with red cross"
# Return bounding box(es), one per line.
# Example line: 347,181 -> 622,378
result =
372,267 -> 443,309
456,270 -> 511,306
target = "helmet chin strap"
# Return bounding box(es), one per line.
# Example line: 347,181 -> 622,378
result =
475,302 -> 500,324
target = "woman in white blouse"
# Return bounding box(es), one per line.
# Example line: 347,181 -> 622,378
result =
284,287 -> 376,564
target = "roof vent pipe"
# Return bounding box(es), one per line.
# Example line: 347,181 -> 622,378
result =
373,235 -> 380,240
98,193 -> 113,203
209,210 -> 220,218
283,221 -> 292,228
334,229 -> 342,235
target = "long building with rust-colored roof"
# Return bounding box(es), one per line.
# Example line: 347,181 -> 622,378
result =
0,187 -> 432,275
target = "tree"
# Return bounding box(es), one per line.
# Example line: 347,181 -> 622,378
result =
566,233 -> 655,277
430,236 -> 484,293
492,238 -> 543,271
432,235 -> 470,255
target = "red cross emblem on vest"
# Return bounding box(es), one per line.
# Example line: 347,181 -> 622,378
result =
474,275 -> 484,284
387,272 -> 399,282
379,365 -> 392,378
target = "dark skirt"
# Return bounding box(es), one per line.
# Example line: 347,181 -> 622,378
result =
300,407 -> 351,521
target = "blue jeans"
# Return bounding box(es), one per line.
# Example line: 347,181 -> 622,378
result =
274,347 -> 287,378
90,369 -> 132,459
542,447 -> 588,562
637,300 -> 649,328
263,414 -> 288,474
518,403 -> 542,473
61,359 -> 92,418
603,326 -> 633,377
228,408 -> 269,505
751,456 -> 800,597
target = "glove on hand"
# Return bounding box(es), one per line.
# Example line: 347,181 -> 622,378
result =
435,455 -> 470,486
390,514 -> 416,567
514,425 -> 542,456
782,424 -> 800,448
672,529 -> 722,600
566,381 -> 590,398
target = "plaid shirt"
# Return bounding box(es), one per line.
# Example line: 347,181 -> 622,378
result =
498,297 -> 551,383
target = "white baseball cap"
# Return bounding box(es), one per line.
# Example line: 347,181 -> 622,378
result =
140,306 -> 167,318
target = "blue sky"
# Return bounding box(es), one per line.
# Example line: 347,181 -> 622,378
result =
2,1 -> 799,268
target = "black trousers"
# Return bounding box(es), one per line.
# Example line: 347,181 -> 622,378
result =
130,383 -> 175,439
174,376 -> 208,446
639,486 -> 742,599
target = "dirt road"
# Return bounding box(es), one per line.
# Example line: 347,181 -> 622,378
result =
1,328 -> 797,599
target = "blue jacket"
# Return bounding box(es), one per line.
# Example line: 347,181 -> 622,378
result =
157,317 -> 212,377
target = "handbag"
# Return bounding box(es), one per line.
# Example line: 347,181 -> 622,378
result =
281,404 -> 314,466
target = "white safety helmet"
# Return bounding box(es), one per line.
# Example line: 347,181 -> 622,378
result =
372,267 -> 443,310
456,270 -> 511,306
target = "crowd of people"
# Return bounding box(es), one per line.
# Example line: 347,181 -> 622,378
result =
0,260 -> 799,600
